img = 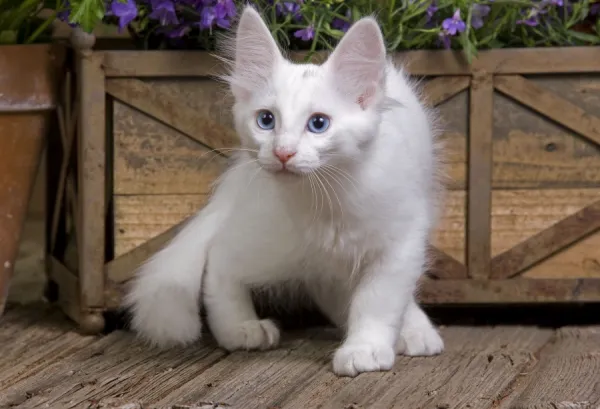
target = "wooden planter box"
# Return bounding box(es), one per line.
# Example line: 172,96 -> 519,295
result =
47,39 -> 600,333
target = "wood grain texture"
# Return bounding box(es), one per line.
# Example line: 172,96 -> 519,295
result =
495,75 -> 600,147
107,78 -> 237,158
422,76 -> 470,107
0,305 -> 97,393
467,72 -> 494,279
112,98 -> 229,196
77,51 -> 106,309
433,189 -> 600,279
491,200 -> 600,279
111,189 -> 600,280
100,48 -> 600,77
508,327 -> 600,409
248,326 -> 551,409
437,85 -> 600,191
419,278 -> 600,303
1,331 -> 224,409
113,194 -> 208,257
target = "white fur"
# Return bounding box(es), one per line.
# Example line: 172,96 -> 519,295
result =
124,6 -> 444,377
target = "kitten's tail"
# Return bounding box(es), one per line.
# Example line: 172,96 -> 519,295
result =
123,200 -> 225,348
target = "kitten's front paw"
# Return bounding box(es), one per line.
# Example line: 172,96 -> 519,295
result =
332,343 -> 395,377
215,319 -> 280,351
396,324 -> 444,356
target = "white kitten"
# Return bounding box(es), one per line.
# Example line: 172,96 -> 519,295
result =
124,6 -> 444,377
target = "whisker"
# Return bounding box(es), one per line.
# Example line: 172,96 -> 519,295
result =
316,168 -> 344,220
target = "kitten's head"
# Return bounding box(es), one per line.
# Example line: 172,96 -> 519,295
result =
223,6 -> 387,176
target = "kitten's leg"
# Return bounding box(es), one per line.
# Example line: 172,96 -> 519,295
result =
203,220 -> 299,351
204,263 -> 281,351
395,297 -> 444,356
332,234 -> 426,377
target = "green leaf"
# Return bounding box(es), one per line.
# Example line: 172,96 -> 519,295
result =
68,0 -> 105,33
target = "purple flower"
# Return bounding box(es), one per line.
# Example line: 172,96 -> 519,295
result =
591,3 -> 600,16
442,9 -> 466,35
426,2 -> 438,22
471,4 -> 490,29
516,7 -> 543,26
149,0 -> 179,26
164,24 -> 192,38
109,0 -> 138,31
276,1 -> 302,21
331,10 -> 351,32
215,0 -> 237,19
294,25 -> 314,41
199,6 -> 216,29
438,9 -> 466,49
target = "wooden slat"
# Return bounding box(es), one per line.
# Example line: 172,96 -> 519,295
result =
491,200 -> 600,279
101,48 -> 600,77
106,217 -> 186,285
77,51 -> 106,311
0,331 -> 224,409
102,50 -> 225,77
113,193 -> 206,257
419,278 -> 600,304
428,246 -> 468,279
495,75 -> 600,148
508,327 -> 600,409
48,256 -> 81,324
0,306 -> 96,391
422,76 -> 471,107
268,326 -> 552,409
434,189 -> 600,279
467,71 -> 494,279
106,78 -> 237,154
113,100 -> 228,195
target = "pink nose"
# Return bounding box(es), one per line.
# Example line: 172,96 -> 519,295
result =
273,148 -> 296,164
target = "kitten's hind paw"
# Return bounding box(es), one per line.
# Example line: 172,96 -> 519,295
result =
216,319 -> 281,351
332,343 -> 395,377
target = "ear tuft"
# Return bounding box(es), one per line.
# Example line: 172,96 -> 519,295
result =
326,17 -> 387,109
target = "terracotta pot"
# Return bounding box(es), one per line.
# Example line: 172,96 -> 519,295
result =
0,44 -> 65,315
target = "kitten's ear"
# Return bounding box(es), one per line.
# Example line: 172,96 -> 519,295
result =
230,6 -> 282,100
326,17 -> 386,109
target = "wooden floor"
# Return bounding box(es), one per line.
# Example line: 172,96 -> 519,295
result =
1,304 -> 599,409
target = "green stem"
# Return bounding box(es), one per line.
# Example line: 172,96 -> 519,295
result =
25,10 -> 58,44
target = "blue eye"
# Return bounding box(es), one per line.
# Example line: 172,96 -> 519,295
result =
256,110 -> 275,130
307,114 -> 330,134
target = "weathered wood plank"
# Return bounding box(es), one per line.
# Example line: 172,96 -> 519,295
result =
491,200 -> 600,279
508,327 -> 600,409
422,76 -> 470,107
0,306 -> 97,392
77,51 -> 106,314
279,326 -> 552,409
101,48 -> 600,77
113,100 -> 228,196
495,75 -> 600,148
149,330 -> 334,408
433,189 -> 600,279
48,256 -> 81,324
2,331 -> 224,409
113,194 -> 207,257
428,246 -> 467,279
467,72 -> 494,279
106,216 -> 188,285
419,278 -> 600,303
107,78 -> 238,156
